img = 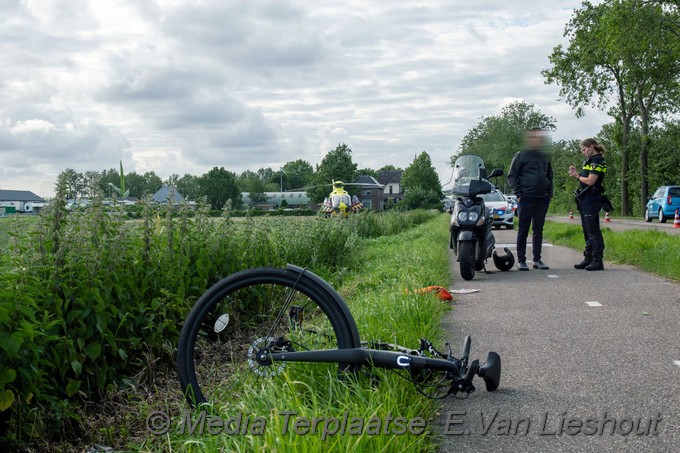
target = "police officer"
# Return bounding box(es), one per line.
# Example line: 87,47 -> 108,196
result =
568,138 -> 606,271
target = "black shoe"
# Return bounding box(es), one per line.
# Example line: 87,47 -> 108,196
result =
574,259 -> 591,270
585,261 -> 604,271
533,260 -> 549,270
518,262 -> 529,271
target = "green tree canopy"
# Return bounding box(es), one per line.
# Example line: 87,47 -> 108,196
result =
199,167 -> 241,210
307,143 -> 358,202
176,173 -> 200,201
401,151 -> 442,200
543,0 -> 680,215
282,159 -> 314,191
453,101 -> 556,173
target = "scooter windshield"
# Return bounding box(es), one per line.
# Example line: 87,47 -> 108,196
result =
451,155 -> 492,196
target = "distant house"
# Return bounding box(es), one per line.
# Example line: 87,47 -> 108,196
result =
0,189 -> 46,214
241,191 -> 311,210
352,175 -> 384,210
376,170 -> 404,206
152,186 -> 184,204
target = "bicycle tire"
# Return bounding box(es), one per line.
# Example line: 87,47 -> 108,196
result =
177,265 -> 361,407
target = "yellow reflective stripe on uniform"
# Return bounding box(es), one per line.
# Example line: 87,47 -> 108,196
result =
583,163 -> 606,173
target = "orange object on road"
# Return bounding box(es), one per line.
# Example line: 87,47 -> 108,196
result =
406,286 -> 454,301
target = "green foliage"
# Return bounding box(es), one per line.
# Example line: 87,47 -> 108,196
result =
454,101 -> 556,175
199,166 -> 241,210
401,152 -> 442,199
543,0 -> 680,215
283,159 -> 314,191
308,144 -> 358,202
401,187 -> 443,210
151,213 -> 449,452
0,201 -> 437,445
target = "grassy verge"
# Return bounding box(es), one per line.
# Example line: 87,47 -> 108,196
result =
135,214 -> 453,452
543,221 -> 680,281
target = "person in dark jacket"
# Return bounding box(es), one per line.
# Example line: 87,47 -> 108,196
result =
568,138 -> 607,271
507,128 -> 554,271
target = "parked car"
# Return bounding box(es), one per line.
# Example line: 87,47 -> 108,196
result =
504,194 -> 518,217
645,185 -> 680,222
479,190 -> 515,229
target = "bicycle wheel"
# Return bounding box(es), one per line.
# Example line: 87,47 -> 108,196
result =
177,266 -> 360,407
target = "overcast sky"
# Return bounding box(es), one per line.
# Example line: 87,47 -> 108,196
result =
1,0 -> 609,198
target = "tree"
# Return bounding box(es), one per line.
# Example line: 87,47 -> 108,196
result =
177,174 -> 200,201
356,167 -> 378,178
99,168 -> 121,198
124,172 -> 145,198
166,173 -> 181,190
649,121 -> 680,187
543,1 -> 637,215
401,151 -> 443,204
611,0 -> 680,212
143,171 -> 163,197
379,164 -> 402,171
59,168 -> 84,199
199,167 -> 241,210
283,159 -> 314,191
543,0 -> 680,215
82,171 -> 102,198
454,101 -> 556,173
238,171 -> 268,206
307,144 -> 358,202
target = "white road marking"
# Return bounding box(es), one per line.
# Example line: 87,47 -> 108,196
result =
674,360 -> 680,368
586,301 -> 603,307
630,282 -> 672,286
548,275 -> 559,278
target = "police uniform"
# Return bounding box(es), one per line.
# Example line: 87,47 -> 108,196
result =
575,153 -> 606,270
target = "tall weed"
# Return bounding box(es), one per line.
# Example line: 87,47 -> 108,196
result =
0,198 -> 439,446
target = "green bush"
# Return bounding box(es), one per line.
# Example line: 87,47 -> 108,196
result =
0,181 -> 437,446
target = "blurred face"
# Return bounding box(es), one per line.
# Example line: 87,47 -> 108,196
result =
526,130 -> 544,148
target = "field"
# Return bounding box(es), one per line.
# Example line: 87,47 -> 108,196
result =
0,201 -> 452,452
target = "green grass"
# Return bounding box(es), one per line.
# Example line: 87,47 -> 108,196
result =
138,214 -> 452,452
543,221 -> 680,281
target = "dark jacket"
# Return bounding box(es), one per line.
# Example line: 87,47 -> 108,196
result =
507,149 -> 554,198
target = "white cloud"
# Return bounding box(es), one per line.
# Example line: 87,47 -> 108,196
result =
0,0 -> 610,197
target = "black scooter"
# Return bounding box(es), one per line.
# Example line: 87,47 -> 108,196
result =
449,155 -> 515,281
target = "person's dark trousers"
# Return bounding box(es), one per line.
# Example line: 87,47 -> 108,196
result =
516,195 -> 551,263
580,211 -> 604,261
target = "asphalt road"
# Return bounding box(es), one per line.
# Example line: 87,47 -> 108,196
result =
548,214 -> 680,235
437,227 -> 679,453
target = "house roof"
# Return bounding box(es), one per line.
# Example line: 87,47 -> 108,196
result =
352,175 -> 383,187
152,186 -> 184,203
0,190 -> 45,202
376,170 -> 403,185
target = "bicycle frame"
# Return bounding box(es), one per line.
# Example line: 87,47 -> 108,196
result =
258,336 -> 501,395
265,349 -> 462,373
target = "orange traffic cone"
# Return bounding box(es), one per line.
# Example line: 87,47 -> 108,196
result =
569,210 -> 574,220
604,212 -> 611,222
674,209 -> 680,228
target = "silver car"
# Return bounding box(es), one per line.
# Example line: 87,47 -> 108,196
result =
479,190 -> 515,229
